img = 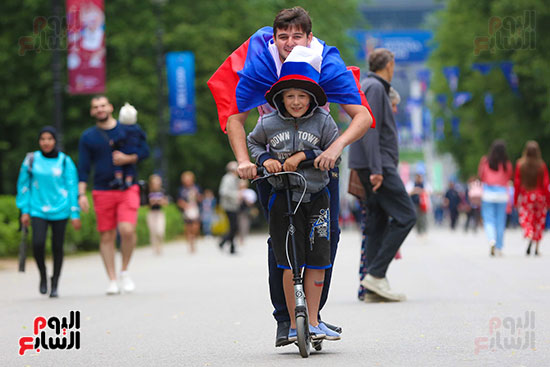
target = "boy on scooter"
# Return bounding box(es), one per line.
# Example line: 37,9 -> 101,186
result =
247,46 -> 341,342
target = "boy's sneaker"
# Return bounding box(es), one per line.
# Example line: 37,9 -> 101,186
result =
106,280 -> 120,295
321,321 -> 342,334
288,328 -> 298,343
360,274 -> 406,302
309,324 -> 326,340
318,322 -> 341,341
120,271 -> 135,293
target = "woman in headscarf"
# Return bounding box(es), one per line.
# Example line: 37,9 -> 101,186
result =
514,141 -> 550,256
16,126 -> 81,297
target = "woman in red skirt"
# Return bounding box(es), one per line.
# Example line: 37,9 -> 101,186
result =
514,141 -> 550,256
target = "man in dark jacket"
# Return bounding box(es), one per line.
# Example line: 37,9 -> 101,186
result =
349,49 -> 416,302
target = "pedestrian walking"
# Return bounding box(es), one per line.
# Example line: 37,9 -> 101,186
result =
514,141 -> 550,256
478,139 -> 513,257
177,171 -> 202,254
147,174 -> 168,255
444,181 -> 461,230
237,180 -> 257,246
16,126 -> 81,297
78,95 -> 149,294
349,48 -> 416,302
200,189 -> 216,237
410,173 -> 429,235
218,162 -> 240,254
464,176 -> 482,232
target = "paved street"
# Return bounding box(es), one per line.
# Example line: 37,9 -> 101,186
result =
1,226 -> 549,366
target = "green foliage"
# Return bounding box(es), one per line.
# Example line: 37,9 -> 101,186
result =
428,0 -> 550,179
0,193 -> 183,257
1,0 -> 363,197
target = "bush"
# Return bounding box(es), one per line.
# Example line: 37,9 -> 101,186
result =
0,194 -> 184,257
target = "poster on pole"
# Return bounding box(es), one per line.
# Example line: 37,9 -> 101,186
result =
166,51 -> 196,135
66,0 -> 106,94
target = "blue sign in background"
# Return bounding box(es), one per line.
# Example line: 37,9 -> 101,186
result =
350,30 -> 433,63
166,51 -> 196,135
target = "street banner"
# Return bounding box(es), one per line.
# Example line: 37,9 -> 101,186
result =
451,116 -> 460,137
166,51 -> 196,135
499,61 -> 520,95
66,0 -> 106,94
453,92 -> 472,108
471,62 -> 494,75
350,30 -> 433,63
443,66 -> 460,93
484,92 -> 494,114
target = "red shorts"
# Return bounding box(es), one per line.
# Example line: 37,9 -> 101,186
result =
92,184 -> 140,232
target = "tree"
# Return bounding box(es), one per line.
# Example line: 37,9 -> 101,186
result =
428,0 -> 550,178
0,0 -> 363,197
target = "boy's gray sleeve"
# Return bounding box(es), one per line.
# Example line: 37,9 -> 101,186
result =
246,119 -> 270,163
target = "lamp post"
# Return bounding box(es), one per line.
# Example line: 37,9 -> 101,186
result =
152,0 -> 169,191
52,0 -> 64,149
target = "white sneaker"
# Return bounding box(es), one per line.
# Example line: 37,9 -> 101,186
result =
106,280 -> 120,295
360,274 -> 406,302
120,271 -> 135,293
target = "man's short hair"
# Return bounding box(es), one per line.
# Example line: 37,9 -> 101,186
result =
389,87 -> 401,105
273,7 -> 312,36
91,95 -> 109,104
368,49 -> 394,72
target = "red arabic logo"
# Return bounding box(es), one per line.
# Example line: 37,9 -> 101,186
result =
19,310 -> 81,355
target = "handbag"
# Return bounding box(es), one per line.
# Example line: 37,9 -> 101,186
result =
348,169 -> 366,200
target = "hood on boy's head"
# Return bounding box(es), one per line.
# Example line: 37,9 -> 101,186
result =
272,88 -> 318,119
119,102 -> 137,125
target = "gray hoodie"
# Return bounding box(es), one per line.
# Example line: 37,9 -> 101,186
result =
247,96 -> 339,202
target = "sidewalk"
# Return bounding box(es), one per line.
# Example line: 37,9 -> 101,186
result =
1,227 -> 548,366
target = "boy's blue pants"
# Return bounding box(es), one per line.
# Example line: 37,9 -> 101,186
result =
257,168 -> 340,323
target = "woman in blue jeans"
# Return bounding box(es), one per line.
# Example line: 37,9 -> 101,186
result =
478,140 -> 513,256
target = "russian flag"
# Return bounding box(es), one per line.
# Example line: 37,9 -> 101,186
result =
207,26 -> 374,132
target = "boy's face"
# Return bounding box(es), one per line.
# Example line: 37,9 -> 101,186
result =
282,88 -> 311,118
273,25 -> 312,62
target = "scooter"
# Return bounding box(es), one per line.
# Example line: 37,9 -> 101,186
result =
253,161 -> 322,357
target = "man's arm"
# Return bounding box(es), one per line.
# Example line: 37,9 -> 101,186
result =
314,104 -> 372,171
226,111 -> 257,179
78,182 -> 89,213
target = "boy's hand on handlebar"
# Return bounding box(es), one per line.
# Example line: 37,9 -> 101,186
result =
283,152 -> 306,172
263,159 -> 282,173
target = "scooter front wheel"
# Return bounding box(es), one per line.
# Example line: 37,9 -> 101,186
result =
296,315 -> 311,358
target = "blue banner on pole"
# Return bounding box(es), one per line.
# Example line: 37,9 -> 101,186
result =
435,117 -> 445,141
453,92 -> 472,108
443,66 -> 460,92
471,62 -> 494,75
166,51 -> 196,135
499,61 -> 519,96
484,92 -> 494,114
350,30 -> 433,63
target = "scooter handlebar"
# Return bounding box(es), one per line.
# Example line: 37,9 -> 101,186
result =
255,159 -> 315,178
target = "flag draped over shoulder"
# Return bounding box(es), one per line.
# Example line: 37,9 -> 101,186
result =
207,26 -> 374,132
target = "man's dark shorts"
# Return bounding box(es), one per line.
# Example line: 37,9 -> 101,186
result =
268,189 -> 331,270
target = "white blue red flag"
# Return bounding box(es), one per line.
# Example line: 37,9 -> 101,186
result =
207,26 -> 374,132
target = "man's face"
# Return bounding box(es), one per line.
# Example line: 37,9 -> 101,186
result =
90,97 -> 113,122
282,88 -> 311,118
39,132 -> 56,153
273,25 -> 312,61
